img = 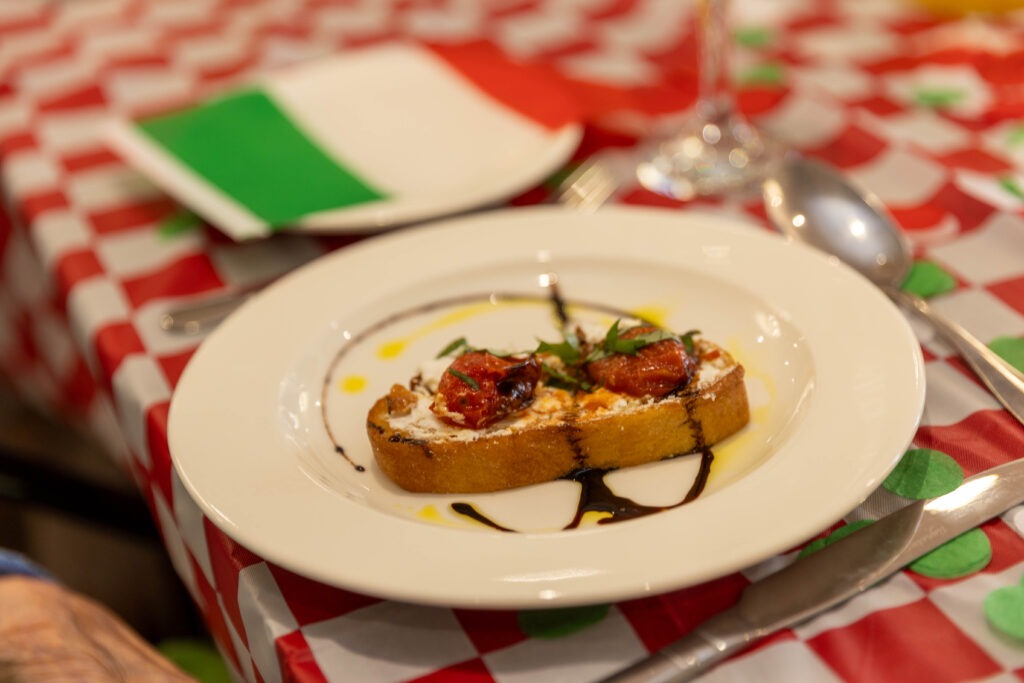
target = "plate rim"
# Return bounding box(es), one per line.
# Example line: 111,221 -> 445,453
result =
294,121 -> 582,233
169,205 -> 926,608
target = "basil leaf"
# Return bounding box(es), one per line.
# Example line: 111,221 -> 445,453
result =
447,368 -> 480,390
620,328 -> 679,350
678,329 -> 699,355
585,321 -> 692,362
437,337 -> 470,358
540,362 -> 592,392
535,329 -> 582,364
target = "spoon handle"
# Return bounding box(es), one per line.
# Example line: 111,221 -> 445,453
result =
887,287 -> 1024,427
160,291 -> 252,335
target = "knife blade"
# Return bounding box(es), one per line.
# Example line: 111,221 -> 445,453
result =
599,456 -> 1024,683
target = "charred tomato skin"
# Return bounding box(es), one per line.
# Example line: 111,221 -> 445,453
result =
585,326 -> 697,398
432,351 -> 541,429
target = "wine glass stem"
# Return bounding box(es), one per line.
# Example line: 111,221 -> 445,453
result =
697,0 -> 735,122
634,0 -> 775,200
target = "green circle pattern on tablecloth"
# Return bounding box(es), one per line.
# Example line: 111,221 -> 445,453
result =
801,449 -> 993,579
985,574 -> 1024,641
990,336 -> 1024,373
518,605 -> 610,639
882,448 -> 964,499
909,528 -> 992,579
902,261 -> 957,298
882,448 -> 992,578
799,519 -> 875,559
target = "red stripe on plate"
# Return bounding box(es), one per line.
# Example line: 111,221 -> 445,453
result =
427,41 -> 579,131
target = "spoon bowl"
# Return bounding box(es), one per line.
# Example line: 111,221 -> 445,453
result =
763,155 -> 1024,428
763,157 -> 911,289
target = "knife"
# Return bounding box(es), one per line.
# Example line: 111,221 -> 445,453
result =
598,456 -> 1024,683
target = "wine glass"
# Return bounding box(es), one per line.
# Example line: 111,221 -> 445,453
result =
636,0 -> 777,200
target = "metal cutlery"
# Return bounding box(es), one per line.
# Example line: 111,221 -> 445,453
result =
597,456 -> 1024,682
763,156 -> 1024,428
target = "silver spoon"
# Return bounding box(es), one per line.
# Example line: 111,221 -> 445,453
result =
763,155 -> 1024,427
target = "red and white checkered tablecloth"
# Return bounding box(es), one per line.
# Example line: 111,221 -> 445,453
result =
3,0 -> 1024,681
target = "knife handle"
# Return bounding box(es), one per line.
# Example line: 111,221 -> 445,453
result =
598,612 -> 752,683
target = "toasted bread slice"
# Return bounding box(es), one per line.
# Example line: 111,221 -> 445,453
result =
366,338 -> 749,494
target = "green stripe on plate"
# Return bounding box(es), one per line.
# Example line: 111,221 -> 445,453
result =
137,89 -> 387,228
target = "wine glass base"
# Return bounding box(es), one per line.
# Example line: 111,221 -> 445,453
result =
636,112 -> 778,201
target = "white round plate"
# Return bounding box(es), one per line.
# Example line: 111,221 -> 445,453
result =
106,43 -> 582,240
169,206 -> 926,608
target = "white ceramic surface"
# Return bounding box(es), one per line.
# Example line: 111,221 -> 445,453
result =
106,44 -> 582,239
169,206 -> 926,608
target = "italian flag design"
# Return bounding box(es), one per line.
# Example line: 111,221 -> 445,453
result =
106,42 -> 580,240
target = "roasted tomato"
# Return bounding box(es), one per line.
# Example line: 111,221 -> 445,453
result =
585,326 -> 696,398
432,351 -> 541,429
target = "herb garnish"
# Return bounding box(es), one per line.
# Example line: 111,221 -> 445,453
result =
436,337 -> 471,358
538,320 -> 698,363
437,320 -> 698,393
535,329 -> 583,365
585,320 -> 667,361
447,368 -> 480,390
540,362 -> 594,392
436,337 -> 513,360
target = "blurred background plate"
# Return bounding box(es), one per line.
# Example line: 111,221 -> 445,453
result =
106,42 -> 582,241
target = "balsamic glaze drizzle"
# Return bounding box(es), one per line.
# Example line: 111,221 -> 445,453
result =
450,502 -> 515,532
547,280 -> 571,327
322,289 -> 649,473
451,450 -> 714,532
324,285 -> 714,531
334,445 -> 365,472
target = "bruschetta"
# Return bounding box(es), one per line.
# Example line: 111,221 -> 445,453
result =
366,321 -> 749,493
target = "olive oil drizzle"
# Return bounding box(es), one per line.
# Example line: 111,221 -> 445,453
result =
324,286 -> 714,532
322,290 -> 646,472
